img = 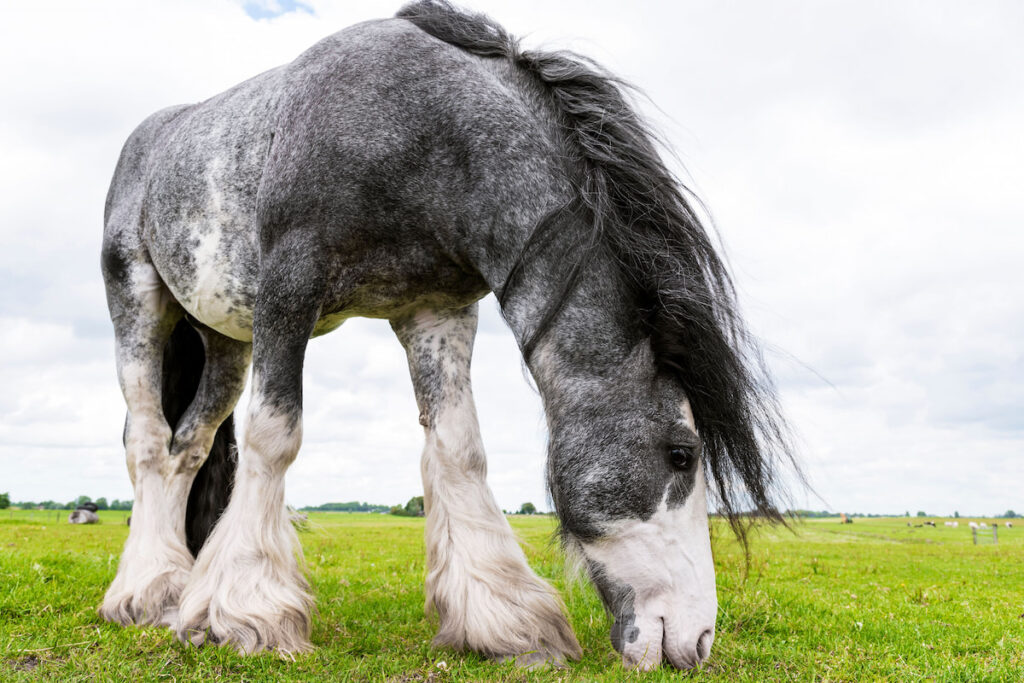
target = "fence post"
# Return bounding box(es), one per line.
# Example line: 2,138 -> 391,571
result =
993,525 -> 998,545
972,527 -> 977,545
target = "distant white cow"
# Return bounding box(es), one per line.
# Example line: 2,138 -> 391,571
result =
68,509 -> 99,524
980,522 -> 988,528
1007,522 -> 1014,528
944,521 -> 956,527
952,521 -> 959,527
968,521 -> 979,529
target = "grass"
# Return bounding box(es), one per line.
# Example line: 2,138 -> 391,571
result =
1,510 -> 1022,681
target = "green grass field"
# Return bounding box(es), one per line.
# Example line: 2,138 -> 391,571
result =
2,511 -> 1022,681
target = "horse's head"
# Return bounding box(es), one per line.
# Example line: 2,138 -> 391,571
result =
544,341 -> 717,670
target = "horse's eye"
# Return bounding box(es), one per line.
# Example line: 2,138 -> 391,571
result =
668,445 -> 696,470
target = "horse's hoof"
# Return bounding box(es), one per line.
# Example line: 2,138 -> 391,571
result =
100,565 -> 189,628
175,546 -> 313,654
430,574 -> 582,667
175,613 -> 312,655
494,649 -> 569,670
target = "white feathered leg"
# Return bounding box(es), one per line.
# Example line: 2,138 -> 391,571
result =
101,310 -> 251,628
175,385 -> 313,653
100,360 -> 193,627
100,262 -> 191,627
392,304 -> 581,666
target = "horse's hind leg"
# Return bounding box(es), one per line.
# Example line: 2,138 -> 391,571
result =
100,259 -> 251,627
100,259 -> 184,626
391,304 -> 581,667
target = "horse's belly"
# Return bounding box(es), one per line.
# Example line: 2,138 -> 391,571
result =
150,219 -> 259,342
184,232 -> 257,340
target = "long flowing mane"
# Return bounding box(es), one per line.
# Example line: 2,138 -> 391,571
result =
398,0 -> 798,538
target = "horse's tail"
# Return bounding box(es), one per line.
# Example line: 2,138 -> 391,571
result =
398,1 -> 798,541
161,319 -> 237,557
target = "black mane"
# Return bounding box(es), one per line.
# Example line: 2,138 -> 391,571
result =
398,0 -> 799,538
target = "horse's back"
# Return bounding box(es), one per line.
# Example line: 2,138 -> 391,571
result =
105,17 -> 566,339
259,19 -> 567,316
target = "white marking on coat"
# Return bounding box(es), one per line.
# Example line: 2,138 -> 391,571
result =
579,468 -> 716,671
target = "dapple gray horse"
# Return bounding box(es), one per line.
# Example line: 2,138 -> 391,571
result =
100,0 -> 791,670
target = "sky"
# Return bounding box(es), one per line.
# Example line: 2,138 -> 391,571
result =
1,0 -> 1021,516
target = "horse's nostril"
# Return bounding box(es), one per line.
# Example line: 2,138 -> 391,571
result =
695,629 -> 713,662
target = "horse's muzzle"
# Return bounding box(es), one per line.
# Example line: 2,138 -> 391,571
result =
612,611 -> 715,671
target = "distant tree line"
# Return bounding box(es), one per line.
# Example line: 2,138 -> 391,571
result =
789,508 -> 1018,519
788,509 -> 839,518
786,510 -> 896,518
300,501 -> 390,513
3,495 -> 132,511
390,496 -> 425,517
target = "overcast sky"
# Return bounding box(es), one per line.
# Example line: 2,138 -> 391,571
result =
1,0 -> 1021,516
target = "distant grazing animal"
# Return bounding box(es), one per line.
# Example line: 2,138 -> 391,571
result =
952,521 -> 958,527
69,509 -> 99,524
944,522 -> 953,527
968,522 -> 979,529
96,0 -> 794,672
923,521 -> 935,527
980,522 -> 989,528
1007,522 -> 1014,528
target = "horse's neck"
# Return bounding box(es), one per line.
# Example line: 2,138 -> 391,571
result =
498,249 -> 643,403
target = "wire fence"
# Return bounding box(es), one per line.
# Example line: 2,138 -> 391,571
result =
972,525 -> 998,545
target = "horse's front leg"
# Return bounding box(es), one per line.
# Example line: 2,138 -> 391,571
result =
175,256 -> 320,654
391,304 -> 581,667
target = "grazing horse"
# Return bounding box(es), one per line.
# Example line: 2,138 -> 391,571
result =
99,0 -> 791,671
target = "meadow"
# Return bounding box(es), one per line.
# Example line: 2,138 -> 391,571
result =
1,510 -> 1022,681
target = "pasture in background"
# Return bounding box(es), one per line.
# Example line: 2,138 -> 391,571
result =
1,512 -> 1022,681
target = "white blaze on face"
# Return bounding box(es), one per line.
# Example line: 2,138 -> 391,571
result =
578,399 -> 717,671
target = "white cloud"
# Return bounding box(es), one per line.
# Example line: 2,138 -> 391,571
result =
1,0 -> 1021,517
